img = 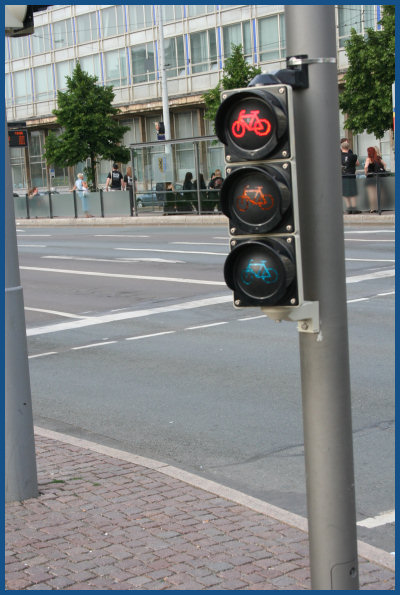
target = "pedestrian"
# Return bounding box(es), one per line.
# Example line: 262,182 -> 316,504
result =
72,173 -> 93,217
340,138 -> 353,154
341,140 -> 360,214
123,166 -> 137,192
364,146 -> 387,213
179,171 -> 195,212
207,168 -> 224,212
106,163 -> 125,191
193,173 -> 210,213
27,186 -> 39,199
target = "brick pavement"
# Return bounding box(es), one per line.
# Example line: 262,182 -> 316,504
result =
5,430 -> 395,590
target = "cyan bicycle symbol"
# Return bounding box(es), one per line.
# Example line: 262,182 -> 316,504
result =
241,259 -> 278,285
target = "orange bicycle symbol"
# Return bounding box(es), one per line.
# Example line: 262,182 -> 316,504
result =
236,185 -> 274,212
231,110 -> 272,138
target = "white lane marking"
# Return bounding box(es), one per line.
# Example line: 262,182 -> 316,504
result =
344,230 -> 394,234
346,258 -> 395,263
26,295 -> 232,337
345,238 -> 394,242
125,331 -> 175,341
347,298 -> 370,303
28,351 -> 58,359
185,322 -> 228,330
25,307 -> 88,319
16,234 -> 51,237
42,255 -> 185,264
238,315 -> 267,321
71,341 -> 117,350
377,291 -> 395,297
357,510 -> 395,528
20,266 -> 225,286
17,244 -> 47,248
171,242 -> 227,246
346,269 -> 395,283
116,247 -> 227,256
94,234 -> 149,238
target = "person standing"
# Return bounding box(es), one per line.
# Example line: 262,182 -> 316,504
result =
341,140 -> 360,214
106,163 -> 125,191
72,173 -> 93,217
123,166 -> 137,192
364,146 -> 387,213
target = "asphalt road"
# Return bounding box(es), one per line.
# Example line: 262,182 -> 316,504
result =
16,223 -> 395,554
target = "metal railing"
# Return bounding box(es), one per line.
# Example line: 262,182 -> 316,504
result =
13,173 -> 395,219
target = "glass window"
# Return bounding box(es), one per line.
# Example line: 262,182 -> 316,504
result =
174,112 -> 199,138
31,24 -> 51,54
104,49 -> 127,87
164,36 -> 185,78
29,130 -> 44,157
258,14 -> 285,62
128,5 -> 153,30
190,30 -> 217,74
76,12 -> 99,44
13,70 -> 32,105
56,60 -> 74,91
101,5 -> 125,37
223,22 -> 253,61
79,54 -> 101,81
338,5 -> 376,47
188,6 -> 215,18
131,42 -> 156,83
10,35 -> 30,59
34,64 -> 54,101
53,19 -> 74,49
161,5 -> 183,23
11,36 -> 28,59
5,74 -> 12,104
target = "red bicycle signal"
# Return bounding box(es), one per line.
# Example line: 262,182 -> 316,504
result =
231,109 -> 272,138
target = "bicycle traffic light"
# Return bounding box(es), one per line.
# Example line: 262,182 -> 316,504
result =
215,84 -> 306,313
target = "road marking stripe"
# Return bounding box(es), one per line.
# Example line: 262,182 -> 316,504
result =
20,266 -> 225,286
17,244 -> 47,248
71,341 -> 117,350
94,234 -> 149,238
26,295 -> 232,336
346,269 -> 395,283
344,230 -> 394,234
25,307 -> 88,319
42,255 -> 185,264
28,351 -> 58,359
185,322 -> 228,330
344,239 -> 394,242
171,242 -> 227,246
346,258 -> 395,263
125,331 -> 175,341
116,247 -> 227,256
357,511 -> 395,528
238,315 -> 267,321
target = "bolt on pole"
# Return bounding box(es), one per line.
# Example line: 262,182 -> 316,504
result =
5,112 -> 38,502
285,6 -> 359,589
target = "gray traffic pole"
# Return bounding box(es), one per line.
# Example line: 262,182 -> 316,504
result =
5,114 -> 38,502
285,6 -> 359,589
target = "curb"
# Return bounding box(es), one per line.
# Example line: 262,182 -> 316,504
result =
16,213 -> 395,226
34,426 -> 395,573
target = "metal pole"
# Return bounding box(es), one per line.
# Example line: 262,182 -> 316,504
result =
158,6 -> 171,141
5,112 -> 38,502
285,6 -> 359,589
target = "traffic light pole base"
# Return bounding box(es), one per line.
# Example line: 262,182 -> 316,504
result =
262,301 -> 320,333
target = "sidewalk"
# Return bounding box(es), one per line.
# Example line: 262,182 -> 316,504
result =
15,211 -> 395,227
6,428 -> 395,590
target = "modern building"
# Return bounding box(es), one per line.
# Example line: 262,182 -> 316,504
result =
5,4 -> 393,193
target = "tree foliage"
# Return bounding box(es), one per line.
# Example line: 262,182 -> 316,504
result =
339,5 -> 395,139
203,44 -> 262,132
44,62 -> 130,189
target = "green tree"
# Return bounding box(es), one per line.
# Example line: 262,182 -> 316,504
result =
339,5 -> 395,139
203,44 -> 262,132
44,62 -> 130,189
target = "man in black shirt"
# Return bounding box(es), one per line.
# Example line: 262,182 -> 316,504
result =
106,163 -> 125,191
341,141 -> 360,214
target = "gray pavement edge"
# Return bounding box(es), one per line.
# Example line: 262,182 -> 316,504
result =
34,426 -> 395,573
16,213 -> 395,227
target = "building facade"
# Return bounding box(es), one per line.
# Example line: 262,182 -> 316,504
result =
5,4 -> 391,193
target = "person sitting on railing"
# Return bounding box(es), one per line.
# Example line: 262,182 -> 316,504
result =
364,147 -> 387,213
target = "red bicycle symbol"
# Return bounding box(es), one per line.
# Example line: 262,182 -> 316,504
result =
231,110 -> 272,138
236,185 -> 274,212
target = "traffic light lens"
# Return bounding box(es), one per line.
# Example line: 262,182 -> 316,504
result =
227,98 -> 275,152
232,172 -> 277,228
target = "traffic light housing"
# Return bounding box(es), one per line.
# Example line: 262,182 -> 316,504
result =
216,84 -> 317,329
